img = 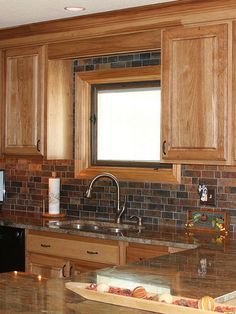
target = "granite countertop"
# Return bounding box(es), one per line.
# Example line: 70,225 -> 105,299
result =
1,245 -> 236,313
0,210 -> 226,249
0,271 -> 156,314
1,210 -> 236,313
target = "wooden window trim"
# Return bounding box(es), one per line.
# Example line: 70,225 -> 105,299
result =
75,65 -> 181,183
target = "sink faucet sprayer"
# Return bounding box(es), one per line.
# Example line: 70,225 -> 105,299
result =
85,173 -> 127,224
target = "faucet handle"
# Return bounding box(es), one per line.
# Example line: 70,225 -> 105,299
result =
130,215 -> 142,227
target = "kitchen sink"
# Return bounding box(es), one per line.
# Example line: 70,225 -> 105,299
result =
47,219 -> 143,234
59,223 -> 101,232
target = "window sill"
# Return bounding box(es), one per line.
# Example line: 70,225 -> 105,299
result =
75,164 -> 181,183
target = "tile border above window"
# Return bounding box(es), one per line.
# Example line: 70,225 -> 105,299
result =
74,65 -> 181,183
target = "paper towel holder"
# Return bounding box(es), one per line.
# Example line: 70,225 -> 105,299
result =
41,198 -> 66,218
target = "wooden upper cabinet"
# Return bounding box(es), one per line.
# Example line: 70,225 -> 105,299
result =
2,46 -> 73,159
161,24 -> 228,163
4,46 -> 45,156
0,50 -> 3,156
232,21 -> 236,163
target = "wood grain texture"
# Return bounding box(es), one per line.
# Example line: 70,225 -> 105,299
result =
126,243 -> 168,263
27,233 -> 120,265
71,259 -> 112,276
0,50 -> 3,155
48,30 -> 162,59
232,21 -> 236,163
161,23 -> 228,163
74,66 -> 180,183
47,60 -> 73,159
1,0 -> 236,52
26,252 -> 68,278
4,45 -> 46,156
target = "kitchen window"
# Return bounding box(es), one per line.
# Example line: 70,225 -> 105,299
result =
91,81 -> 162,167
75,65 -> 180,182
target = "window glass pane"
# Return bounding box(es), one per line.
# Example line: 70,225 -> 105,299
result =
96,86 -> 161,162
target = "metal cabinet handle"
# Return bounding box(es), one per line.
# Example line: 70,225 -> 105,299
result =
162,140 -> 167,156
40,244 -> 51,248
37,139 -> 41,152
62,264 -> 66,277
69,266 -> 73,277
86,250 -> 98,255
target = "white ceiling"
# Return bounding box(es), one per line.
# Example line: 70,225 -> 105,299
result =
0,0 -> 177,30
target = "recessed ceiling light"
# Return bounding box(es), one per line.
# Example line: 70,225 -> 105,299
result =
64,6 -> 85,12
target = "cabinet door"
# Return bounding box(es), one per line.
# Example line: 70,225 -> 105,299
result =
162,24 -> 228,163
4,46 -> 45,155
0,50 -> 3,155
26,253 -> 69,278
126,243 -> 168,263
71,259 -> 112,277
232,21 -> 236,163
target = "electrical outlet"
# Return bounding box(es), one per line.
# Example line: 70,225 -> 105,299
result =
200,189 -> 216,206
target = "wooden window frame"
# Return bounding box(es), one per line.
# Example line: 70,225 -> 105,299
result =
75,65 -> 181,183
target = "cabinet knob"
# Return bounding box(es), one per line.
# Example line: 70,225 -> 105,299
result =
87,250 -> 98,255
62,264 -> 66,277
69,265 -> 73,277
162,140 -> 167,156
40,243 -> 51,248
37,139 -> 41,152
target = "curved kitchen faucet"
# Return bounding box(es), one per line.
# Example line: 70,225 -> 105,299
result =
85,173 -> 127,224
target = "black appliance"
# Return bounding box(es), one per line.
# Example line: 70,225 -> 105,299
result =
0,226 -> 25,273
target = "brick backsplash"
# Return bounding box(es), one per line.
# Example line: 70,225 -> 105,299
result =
1,158 -> 236,231
1,50 -> 236,231
73,51 -> 161,72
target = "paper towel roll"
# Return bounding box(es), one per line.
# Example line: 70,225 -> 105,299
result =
48,177 -> 60,215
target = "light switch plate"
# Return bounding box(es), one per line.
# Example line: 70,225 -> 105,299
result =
200,189 -> 215,206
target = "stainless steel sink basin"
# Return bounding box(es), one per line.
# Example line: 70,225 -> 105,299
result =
47,219 -> 143,234
59,223 -> 101,232
105,227 -> 126,233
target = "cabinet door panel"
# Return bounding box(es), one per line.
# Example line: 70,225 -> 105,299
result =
71,259 -> 112,277
126,243 -> 168,263
4,46 -> 45,155
0,50 -> 3,155
232,21 -> 236,163
162,24 -> 228,162
26,253 -> 68,278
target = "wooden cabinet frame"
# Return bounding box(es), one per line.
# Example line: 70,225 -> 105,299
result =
0,50 -> 4,155
4,46 -> 46,156
161,23 -> 228,163
75,65 -> 181,183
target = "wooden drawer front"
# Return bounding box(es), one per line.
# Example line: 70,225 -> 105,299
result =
27,234 -> 119,265
127,244 -> 168,263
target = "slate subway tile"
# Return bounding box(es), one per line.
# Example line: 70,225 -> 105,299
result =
168,198 -> 180,205
144,196 -> 162,203
151,183 -> 162,189
184,170 -> 202,177
222,172 -> 236,178
161,211 -> 173,219
152,190 -> 170,197
177,191 -> 188,199
228,187 -> 236,193
179,199 -> 198,206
